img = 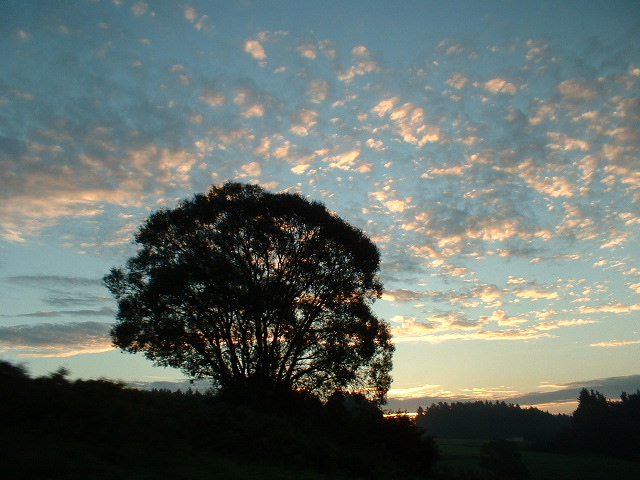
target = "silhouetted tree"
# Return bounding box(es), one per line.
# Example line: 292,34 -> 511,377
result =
105,182 -> 393,403
563,388 -> 640,460
574,388 -> 609,419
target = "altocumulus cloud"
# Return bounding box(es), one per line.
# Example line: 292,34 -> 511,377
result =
0,322 -> 113,357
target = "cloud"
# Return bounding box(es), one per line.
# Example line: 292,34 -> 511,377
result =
307,79 -> 329,103
428,166 -> 466,177
7,275 -> 103,287
241,103 -> 265,118
131,1 -> 148,16
535,319 -> 598,331
371,97 -> 443,147
290,108 -> 319,136
199,90 -> 226,107
296,43 -> 317,59
390,310 -> 552,343
184,7 -> 197,21
0,322 -> 113,357
244,40 -> 267,60
558,79 -> 599,101
238,161 -> 262,178
318,39 -> 337,59
591,339 -> 640,348
388,383 -> 520,405
446,72 -> 469,90
514,161 -> 578,199
16,29 -> 31,41
291,164 -> 310,175
369,189 -> 414,213
484,78 -> 517,95
514,288 -> 559,300
382,289 -> 424,304
1,191 -> 111,242
546,132 -> 590,151
3,275 -> 114,313
372,97 -> 399,117
183,7 -> 209,30
579,303 -> 640,314
388,383 -> 445,401
338,45 -> 379,82
325,148 -> 362,171
388,375 -> 640,414
9,307 -> 116,318
482,310 -> 526,326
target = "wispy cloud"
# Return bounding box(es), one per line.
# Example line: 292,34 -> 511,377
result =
388,375 -> 640,414
9,307 -> 115,318
591,339 -> 640,348
0,322 -> 113,357
7,275 -> 103,287
3,274 -> 114,313
580,303 -> 640,314
390,312 -> 553,344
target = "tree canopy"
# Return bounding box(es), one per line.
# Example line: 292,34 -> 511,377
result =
565,388 -> 640,460
105,182 -> 393,403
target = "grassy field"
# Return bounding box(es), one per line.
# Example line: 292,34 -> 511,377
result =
436,438 -> 639,480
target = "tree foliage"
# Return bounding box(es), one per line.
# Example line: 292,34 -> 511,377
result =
559,388 -> 640,460
105,182 -> 393,403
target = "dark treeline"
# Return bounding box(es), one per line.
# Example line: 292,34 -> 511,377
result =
415,400 -> 570,442
553,388 -> 640,461
0,360 -> 439,479
416,388 -> 640,462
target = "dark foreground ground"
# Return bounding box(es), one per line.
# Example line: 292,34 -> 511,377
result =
1,361 -> 438,480
2,361 -> 638,480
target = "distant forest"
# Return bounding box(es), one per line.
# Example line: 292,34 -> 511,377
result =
416,389 -> 640,461
415,400 -> 570,442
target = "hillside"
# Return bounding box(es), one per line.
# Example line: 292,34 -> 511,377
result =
0,360 -> 439,479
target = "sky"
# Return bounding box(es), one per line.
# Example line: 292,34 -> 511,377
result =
1,0 -> 639,414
